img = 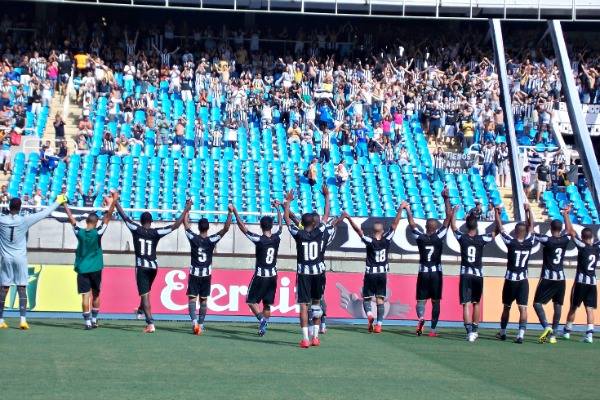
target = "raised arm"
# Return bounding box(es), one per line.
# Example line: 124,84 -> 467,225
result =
322,184 -> 330,223
390,204 -> 404,230
101,192 -> 119,226
274,200 -> 283,234
62,202 -> 77,227
450,205 -> 460,232
561,205 -> 576,237
231,205 -> 248,235
344,212 -> 363,237
171,199 -> 192,230
183,210 -> 191,231
524,202 -> 534,234
114,199 -> 133,224
494,206 -> 504,235
441,188 -> 452,228
283,190 -> 294,227
218,205 -> 233,237
403,202 -> 418,230
24,195 -> 66,228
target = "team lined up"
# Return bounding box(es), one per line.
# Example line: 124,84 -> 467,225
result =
0,189 -> 598,347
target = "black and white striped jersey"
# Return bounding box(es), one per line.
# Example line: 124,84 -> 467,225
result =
574,237 -> 600,285
126,221 -> 174,269
500,232 -> 538,281
289,223 -> 329,275
245,229 -> 282,277
453,230 -> 493,277
535,233 -> 570,280
412,227 -> 448,273
186,229 -> 222,277
362,228 -> 395,274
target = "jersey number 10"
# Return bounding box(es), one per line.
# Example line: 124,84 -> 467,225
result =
302,242 -> 319,261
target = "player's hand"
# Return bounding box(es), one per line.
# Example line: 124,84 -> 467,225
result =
441,187 -> 449,199
111,190 -> 120,201
185,198 -> 193,209
284,190 -> 294,202
55,194 -> 68,205
523,202 -> 530,211
562,204 -> 571,214
228,204 -> 234,213
272,199 -> 280,207
453,205 -> 461,212
321,184 -> 329,196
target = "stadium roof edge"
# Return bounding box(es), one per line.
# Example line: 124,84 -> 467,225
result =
16,0 -> 600,22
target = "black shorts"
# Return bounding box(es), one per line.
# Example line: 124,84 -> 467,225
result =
296,273 -> 325,304
77,271 -> 102,295
571,283 -> 597,309
362,273 -> 387,298
136,267 -> 158,296
246,275 -> 277,305
459,274 -> 483,304
416,271 -> 443,300
534,279 -> 566,305
187,275 -> 212,298
502,279 -> 529,306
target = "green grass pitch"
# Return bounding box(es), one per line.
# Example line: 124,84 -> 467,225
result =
0,319 -> 597,400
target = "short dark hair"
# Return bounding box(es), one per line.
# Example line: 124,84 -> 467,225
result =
582,227 -> 593,241
465,215 -> 478,231
9,198 -> 21,213
515,222 -> 527,234
301,213 -> 314,228
260,216 -> 274,231
550,219 -> 563,233
140,212 -> 153,225
198,218 -> 209,232
86,213 -> 99,224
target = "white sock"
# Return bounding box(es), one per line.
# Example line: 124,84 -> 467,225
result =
518,329 -> 525,339
312,325 -> 319,338
191,318 -> 197,326
565,322 -> 573,331
367,311 -> 374,318
85,319 -> 92,327
377,321 -> 382,326
20,316 -> 26,324
587,324 -> 594,337
91,317 -> 97,324
301,327 -> 309,340
320,322 -> 326,329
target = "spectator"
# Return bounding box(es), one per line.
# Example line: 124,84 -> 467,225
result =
481,141 -> 496,178
432,147 -> 445,182
335,160 -> 349,186
0,132 -> 11,175
319,125 -> 331,163
535,158 -> 551,204
469,201 -> 484,221
383,142 -> 395,165
101,131 -> 116,156
53,113 -> 65,144
496,142 -> 510,188
485,203 -> 496,221
305,158 -> 318,186
522,165 -> 533,198
287,122 -> 301,144
116,135 -> 130,156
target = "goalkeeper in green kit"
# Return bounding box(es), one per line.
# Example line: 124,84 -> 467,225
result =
62,192 -> 118,330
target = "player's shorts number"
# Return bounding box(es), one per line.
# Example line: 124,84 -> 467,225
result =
375,249 -> 386,263
514,250 -> 530,269
553,248 -> 563,265
138,239 -> 153,256
467,246 -> 476,263
265,247 -> 275,264
588,255 -> 597,271
302,241 -> 319,261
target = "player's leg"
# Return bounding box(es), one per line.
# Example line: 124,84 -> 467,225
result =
362,273 -> 375,332
514,280 -> 529,343
198,297 -> 208,332
0,285 -> 9,328
246,275 -> 263,321
373,273 -> 387,333
136,268 -> 157,332
415,272 -> 427,336
258,276 -> 276,336
533,280 -> 553,343
472,302 -> 481,339
548,281 -> 565,343
296,274 -> 311,348
89,271 -> 102,328
81,291 -> 92,329
471,276 -> 483,339
309,275 -> 325,345
582,286 -> 596,343
460,275 -> 473,338
188,295 -> 199,333
319,298 -> 327,334
14,260 -> 30,329
497,280 -> 513,340
429,272 -> 442,337
563,284 -> 580,339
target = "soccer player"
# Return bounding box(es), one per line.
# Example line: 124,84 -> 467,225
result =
0,194 -> 67,330
184,205 -> 233,335
231,202 -> 282,336
495,203 -> 537,344
404,189 -> 452,337
62,192 -> 118,329
561,206 -> 599,343
283,188 -> 331,348
450,206 -> 495,342
115,199 -> 191,333
532,217 -> 570,344
344,204 -> 403,333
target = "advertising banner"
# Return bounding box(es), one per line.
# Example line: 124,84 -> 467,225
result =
3,265 -> 591,324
